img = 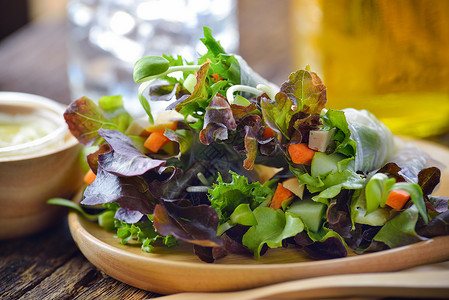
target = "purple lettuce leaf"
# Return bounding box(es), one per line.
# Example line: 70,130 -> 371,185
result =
376,163 -> 406,182
292,232 -> 347,259
174,62 -> 211,129
86,143 -> 110,174
230,102 -> 258,121
193,244 -> 228,263
64,96 -> 131,146
199,93 -> 237,145
153,200 -> 223,247
303,237 -> 347,260
326,190 -> 364,249
243,122 -> 259,170
64,97 -> 116,145
427,196 -> 449,213
81,167 -> 158,216
97,129 -> 165,177
260,68 -> 326,141
416,210 -> 449,238
115,207 -> 145,223
280,68 -> 327,115
327,200 -> 362,249
164,128 -> 194,156
417,167 -> 441,196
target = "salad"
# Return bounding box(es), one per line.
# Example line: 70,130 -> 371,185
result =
53,28 -> 449,263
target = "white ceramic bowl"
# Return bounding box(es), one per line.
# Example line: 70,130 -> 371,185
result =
0,92 -> 84,239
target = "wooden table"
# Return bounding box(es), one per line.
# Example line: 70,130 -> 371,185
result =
1,2 -> 448,299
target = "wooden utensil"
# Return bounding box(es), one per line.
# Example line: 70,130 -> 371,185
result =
159,270 -> 449,299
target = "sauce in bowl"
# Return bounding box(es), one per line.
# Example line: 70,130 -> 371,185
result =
0,92 -> 68,158
0,109 -> 58,146
0,92 -> 84,239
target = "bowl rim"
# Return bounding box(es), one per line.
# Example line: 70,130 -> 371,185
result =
0,91 -> 78,162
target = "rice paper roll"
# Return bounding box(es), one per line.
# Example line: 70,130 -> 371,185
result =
385,139 -> 445,183
343,108 -> 395,173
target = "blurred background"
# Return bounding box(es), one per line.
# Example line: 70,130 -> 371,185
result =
1,0 -> 449,139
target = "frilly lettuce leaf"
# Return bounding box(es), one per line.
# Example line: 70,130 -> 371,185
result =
199,93 -> 237,144
242,117 -> 260,170
280,68 -> 327,115
64,96 -> 131,146
174,62 -> 211,129
261,68 -> 327,140
261,91 -> 295,139
208,171 -> 274,224
115,217 -> 177,252
199,27 -> 241,86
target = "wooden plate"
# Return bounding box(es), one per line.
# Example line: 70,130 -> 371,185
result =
68,139 -> 449,295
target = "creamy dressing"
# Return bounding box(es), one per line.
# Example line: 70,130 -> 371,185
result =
0,112 -> 58,148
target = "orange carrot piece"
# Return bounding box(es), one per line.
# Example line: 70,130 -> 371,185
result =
270,183 -> 294,210
144,121 -> 178,136
144,132 -> 170,153
386,189 -> 410,210
211,73 -> 221,82
263,127 -> 274,140
84,169 -> 96,185
288,143 -> 317,165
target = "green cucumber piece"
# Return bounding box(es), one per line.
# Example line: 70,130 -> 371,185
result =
311,152 -> 345,178
287,199 -> 326,232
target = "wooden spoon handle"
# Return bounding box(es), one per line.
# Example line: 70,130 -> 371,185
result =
160,270 -> 449,300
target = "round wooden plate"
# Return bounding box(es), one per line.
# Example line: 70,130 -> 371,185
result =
68,139 -> 449,295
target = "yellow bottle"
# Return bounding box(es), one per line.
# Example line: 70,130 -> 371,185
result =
291,0 -> 449,137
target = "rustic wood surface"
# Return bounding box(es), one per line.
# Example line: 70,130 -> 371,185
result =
1,1 -> 448,299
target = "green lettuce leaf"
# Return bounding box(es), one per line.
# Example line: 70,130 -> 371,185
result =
365,173 -> 396,214
373,205 -> 426,248
199,27 -> 241,86
291,167 -> 365,204
320,109 -> 356,157
242,207 -> 304,259
208,171 -> 274,223
116,217 -> 177,252
164,128 -> 193,155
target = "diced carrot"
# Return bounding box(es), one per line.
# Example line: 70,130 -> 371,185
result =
288,143 -> 317,165
84,169 -> 96,185
270,183 -> 294,210
144,132 -> 170,153
143,121 -> 178,136
385,189 -> 410,210
211,73 -> 222,82
263,127 -> 274,140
